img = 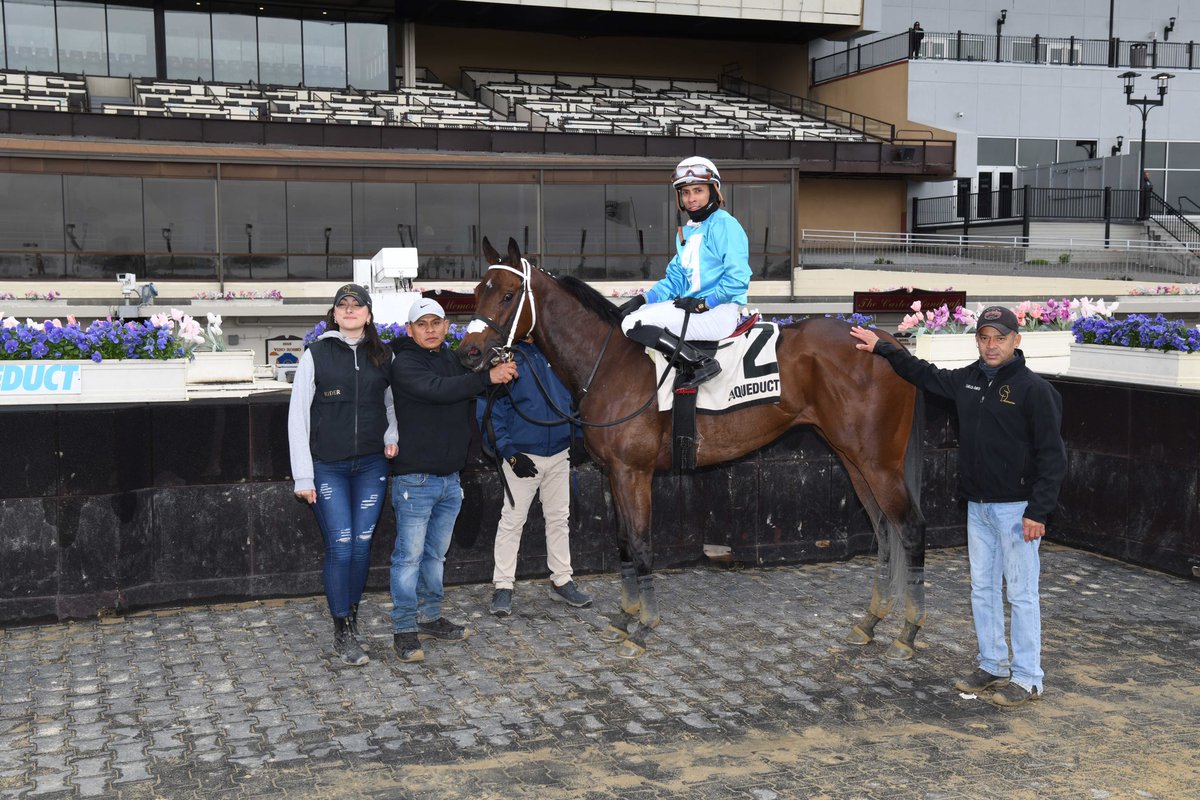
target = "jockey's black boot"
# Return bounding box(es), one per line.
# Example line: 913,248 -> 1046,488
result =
626,324 -> 721,389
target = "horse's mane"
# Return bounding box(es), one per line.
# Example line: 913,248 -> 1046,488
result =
553,274 -> 622,324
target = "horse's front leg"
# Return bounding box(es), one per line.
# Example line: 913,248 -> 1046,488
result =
603,466 -> 659,659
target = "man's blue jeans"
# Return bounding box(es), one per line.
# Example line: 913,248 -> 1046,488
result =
311,455 -> 389,618
967,501 -> 1044,692
389,472 -> 463,633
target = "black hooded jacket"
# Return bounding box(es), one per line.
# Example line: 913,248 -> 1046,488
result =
875,341 -> 1067,522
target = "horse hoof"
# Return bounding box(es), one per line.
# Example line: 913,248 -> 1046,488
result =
845,625 -> 874,646
616,638 -> 647,659
597,625 -> 629,643
884,639 -> 915,661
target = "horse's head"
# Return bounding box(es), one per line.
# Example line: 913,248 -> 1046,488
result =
458,236 -> 535,372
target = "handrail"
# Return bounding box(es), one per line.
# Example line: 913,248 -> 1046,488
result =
813,28 -> 1200,84
800,228 -> 1188,252
1176,195 -> 1200,215
719,73 -> 896,141
1147,192 -> 1200,250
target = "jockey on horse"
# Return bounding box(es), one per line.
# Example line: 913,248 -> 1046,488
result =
615,156 -> 753,388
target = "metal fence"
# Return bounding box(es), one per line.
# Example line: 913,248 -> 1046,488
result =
720,74 -> 895,140
913,187 -> 1148,229
797,229 -> 1200,281
813,29 -> 1200,84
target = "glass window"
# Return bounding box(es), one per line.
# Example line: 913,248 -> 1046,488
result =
0,173 -> 63,250
258,16 -> 301,86
219,180 -> 286,280
165,11 -> 213,81
726,183 -> 791,280
0,4 -> 5,70
220,180 -> 285,253
1016,138 -> 1057,168
5,0 -> 57,72
543,184 -> 604,277
286,181 -> 352,257
143,178 -> 216,254
601,184 -> 669,279
63,175 -> 143,278
347,22 -> 387,90
55,1 -> 105,75
63,175 -> 142,251
978,137 -> 1017,167
1164,170 -> 1200,212
1167,142 -> 1200,171
351,182 -> 416,255
107,5 -> 155,78
302,19 -> 345,88
212,13 -> 258,84
480,184 -> 540,268
1129,141 -> 1167,169
415,184 -> 478,281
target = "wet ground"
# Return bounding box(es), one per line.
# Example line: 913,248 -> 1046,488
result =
2,544 -> 1197,799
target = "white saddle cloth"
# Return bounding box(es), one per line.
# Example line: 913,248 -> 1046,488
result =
650,322 -> 782,413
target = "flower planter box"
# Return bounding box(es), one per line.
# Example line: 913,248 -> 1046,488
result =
0,359 -> 188,405
1068,343 -> 1200,389
186,349 -> 256,384
911,331 -> 1072,374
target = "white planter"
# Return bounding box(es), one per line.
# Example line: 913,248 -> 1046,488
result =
0,359 -> 188,405
1068,343 -> 1200,389
186,349 -> 256,384
911,331 -> 1072,374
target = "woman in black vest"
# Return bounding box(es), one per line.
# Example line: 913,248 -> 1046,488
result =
288,284 -> 397,666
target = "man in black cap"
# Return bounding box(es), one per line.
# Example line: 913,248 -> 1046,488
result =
849,306 -> 1066,708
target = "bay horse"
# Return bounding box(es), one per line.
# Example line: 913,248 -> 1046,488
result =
460,237 -> 926,660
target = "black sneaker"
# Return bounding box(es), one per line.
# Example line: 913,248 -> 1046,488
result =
417,617 -> 469,641
392,632 -> 425,663
348,603 -> 370,653
490,589 -> 513,617
954,668 -> 1010,693
548,580 -> 593,608
989,683 -> 1041,708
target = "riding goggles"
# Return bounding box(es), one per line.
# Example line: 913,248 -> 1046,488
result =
673,164 -> 716,183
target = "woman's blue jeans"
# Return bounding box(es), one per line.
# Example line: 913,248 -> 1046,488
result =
389,472 -> 462,633
966,501 -> 1044,692
311,455 -> 389,618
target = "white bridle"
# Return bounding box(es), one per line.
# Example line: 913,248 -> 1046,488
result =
464,257 -> 537,353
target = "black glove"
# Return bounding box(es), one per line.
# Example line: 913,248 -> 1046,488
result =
674,296 -> 709,314
507,453 -> 538,478
616,294 -> 647,319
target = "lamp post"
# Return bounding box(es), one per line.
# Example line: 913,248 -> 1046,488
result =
1121,70 -> 1173,219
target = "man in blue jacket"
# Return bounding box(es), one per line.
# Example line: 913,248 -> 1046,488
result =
850,306 -> 1067,708
476,338 -> 591,617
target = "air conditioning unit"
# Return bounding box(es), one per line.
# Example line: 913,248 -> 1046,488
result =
1048,45 -> 1082,65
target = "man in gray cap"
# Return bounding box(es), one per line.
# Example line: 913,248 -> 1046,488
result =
849,306 -> 1066,708
387,298 -> 517,663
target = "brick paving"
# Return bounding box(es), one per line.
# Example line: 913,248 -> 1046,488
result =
1,544 -> 1197,799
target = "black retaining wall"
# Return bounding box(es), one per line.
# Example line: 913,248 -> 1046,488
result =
0,377 -> 1195,624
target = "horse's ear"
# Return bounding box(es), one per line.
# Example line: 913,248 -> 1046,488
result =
507,237 -> 522,264
481,237 -> 500,265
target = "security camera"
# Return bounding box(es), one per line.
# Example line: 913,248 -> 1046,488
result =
117,273 -> 137,292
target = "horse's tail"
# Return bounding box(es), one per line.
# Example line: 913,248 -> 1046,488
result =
903,388 -> 925,524
881,385 -> 926,615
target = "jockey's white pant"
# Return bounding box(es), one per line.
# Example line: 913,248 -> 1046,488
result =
621,300 -> 740,341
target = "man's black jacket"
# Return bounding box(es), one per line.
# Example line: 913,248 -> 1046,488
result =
389,337 -> 493,476
875,341 -> 1067,523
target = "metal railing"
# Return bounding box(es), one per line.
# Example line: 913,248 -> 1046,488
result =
913,187 -> 1150,230
813,29 -> 1200,84
720,73 -> 896,140
798,229 -> 1200,281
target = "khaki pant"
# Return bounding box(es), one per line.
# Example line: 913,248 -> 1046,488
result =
493,449 -> 573,589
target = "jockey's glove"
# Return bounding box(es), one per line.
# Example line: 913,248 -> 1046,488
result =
674,296 -> 708,314
616,294 -> 646,318
508,453 -> 538,478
